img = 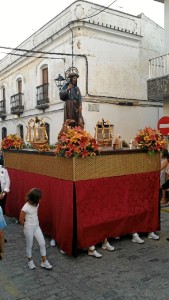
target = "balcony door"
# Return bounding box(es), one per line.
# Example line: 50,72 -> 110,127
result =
42,68 -> 48,85
18,79 -> 22,94
42,68 -> 48,100
36,67 -> 49,108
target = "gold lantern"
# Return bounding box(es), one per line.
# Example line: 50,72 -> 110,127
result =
26,117 -> 49,151
94,119 -> 114,147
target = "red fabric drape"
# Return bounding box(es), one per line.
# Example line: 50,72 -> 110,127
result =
5,168 -> 74,255
5,168 -> 160,255
75,172 -> 160,249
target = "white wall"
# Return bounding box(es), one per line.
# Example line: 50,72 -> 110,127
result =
164,0 -> 169,52
83,102 -> 163,144
0,0 -> 164,145
0,101 -> 163,145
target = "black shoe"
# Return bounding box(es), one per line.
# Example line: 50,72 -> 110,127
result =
4,238 -> 7,243
166,238 -> 169,241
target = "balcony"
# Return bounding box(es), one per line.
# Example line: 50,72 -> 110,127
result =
10,93 -> 24,116
147,53 -> 169,101
36,83 -> 49,110
0,99 -> 6,120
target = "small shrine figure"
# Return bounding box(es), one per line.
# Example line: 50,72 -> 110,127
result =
113,134 -> 122,149
131,139 -> 138,149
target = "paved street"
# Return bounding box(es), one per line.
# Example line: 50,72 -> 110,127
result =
1,208 -> 169,300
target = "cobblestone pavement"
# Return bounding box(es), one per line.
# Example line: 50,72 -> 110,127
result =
1,208 -> 169,300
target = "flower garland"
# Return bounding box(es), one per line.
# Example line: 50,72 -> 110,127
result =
1,134 -> 24,150
55,126 -> 100,158
134,127 -> 166,154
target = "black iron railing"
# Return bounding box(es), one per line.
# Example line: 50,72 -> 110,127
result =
10,93 -> 24,115
36,83 -> 49,109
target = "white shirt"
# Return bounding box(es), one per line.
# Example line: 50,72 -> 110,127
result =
0,165 -> 10,193
22,202 -> 39,228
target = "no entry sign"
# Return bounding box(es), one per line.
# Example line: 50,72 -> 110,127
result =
158,116 -> 169,136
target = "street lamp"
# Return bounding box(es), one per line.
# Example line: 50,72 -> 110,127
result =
54,74 -> 65,90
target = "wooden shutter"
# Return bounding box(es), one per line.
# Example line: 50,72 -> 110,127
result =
42,68 -> 48,84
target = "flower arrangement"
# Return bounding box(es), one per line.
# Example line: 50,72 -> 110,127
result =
134,127 -> 166,154
55,126 -> 100,158
1,134 -> 24,150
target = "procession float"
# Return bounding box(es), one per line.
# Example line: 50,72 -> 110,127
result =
2,117 -> 165,256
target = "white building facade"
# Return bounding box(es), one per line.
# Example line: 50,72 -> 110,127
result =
148,1 -> 169,116
0,0 -> 165,144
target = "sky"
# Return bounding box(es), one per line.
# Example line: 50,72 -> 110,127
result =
0,0 -> 164,60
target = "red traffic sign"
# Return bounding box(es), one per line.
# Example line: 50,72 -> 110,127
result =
158,116 -> 169,136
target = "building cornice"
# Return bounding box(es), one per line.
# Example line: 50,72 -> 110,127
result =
154,0 -> 164,3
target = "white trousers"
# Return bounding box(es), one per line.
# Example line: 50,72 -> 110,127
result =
24,225 -> 46,258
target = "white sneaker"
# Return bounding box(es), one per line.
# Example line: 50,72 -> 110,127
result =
102,242 -> 115,251
88,250 -> 102,258
28,260 -> 36,270
60,249 -> 66,254
132,234 -> 145,244
148,232 -> 159,240
41,260 -> 53,269
50,239 -> 56,247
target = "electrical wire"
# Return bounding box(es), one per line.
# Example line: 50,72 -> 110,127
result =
76,0 -> 118,21
0,1 -> 119,59
0,46 -> 74,56
0,51 -> 63,60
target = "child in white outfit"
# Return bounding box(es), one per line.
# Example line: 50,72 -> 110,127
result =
19,188 -> 52,270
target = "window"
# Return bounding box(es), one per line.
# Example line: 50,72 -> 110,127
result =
17,79 -> 22,93
0,87 -> 6,114
45,123 -> 50,144
20,125 -> 24,140
2,87 -> 5,101
41,68 -> 48,100
42,68 -> 48,85
36,66 -> 49,108
11,78 -> 24,115
16,124 -> 24,140
2,127 -> 7,140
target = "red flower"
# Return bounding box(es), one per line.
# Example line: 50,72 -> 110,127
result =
55,126 -> 100,158
1,134 -> 24,150
134,127 -> 166,154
